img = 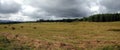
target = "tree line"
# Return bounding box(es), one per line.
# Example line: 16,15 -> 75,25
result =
36,19 -> 81,22
83,13 -> 120,22
36,13 -> 120,22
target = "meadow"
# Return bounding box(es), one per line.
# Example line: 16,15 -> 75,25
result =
0,22 -> 120,50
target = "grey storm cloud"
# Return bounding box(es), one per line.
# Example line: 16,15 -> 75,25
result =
100,0 -> 120,13
0,0 -> 120,21
28,0 -> 91,17
0,0 -> 21,14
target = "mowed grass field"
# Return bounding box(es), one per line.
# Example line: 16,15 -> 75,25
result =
0,22 -> 120,50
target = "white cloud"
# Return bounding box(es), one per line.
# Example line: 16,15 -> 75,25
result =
8,12 -> 35,21
0,0 -> 120,21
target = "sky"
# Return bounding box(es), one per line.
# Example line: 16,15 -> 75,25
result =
0,0 -> 120,21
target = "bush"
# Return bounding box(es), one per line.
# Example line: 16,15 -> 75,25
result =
0,34 -> 32,50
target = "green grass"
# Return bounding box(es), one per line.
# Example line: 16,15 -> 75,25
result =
0,22 -> 120,50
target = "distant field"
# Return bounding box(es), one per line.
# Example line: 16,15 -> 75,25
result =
0,22 -> 120,50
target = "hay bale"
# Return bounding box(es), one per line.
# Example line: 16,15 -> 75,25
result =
33,27 -> 37,29
20,26 -> 24,28
11,27 -> 15,30
4,26 -> 7,28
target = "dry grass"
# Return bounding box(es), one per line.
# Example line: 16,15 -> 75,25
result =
0,22 -> 120,50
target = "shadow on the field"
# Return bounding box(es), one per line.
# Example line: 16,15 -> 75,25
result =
108,29 -> 120,32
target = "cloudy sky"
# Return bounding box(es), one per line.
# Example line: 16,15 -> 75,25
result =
0,0 -> 120,21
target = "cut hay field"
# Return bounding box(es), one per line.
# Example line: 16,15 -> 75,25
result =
0,22 -> 120,50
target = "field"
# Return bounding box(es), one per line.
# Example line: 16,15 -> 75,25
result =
0,22 -> 120,50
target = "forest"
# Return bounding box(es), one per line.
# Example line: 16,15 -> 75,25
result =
37,13 -> 120,22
